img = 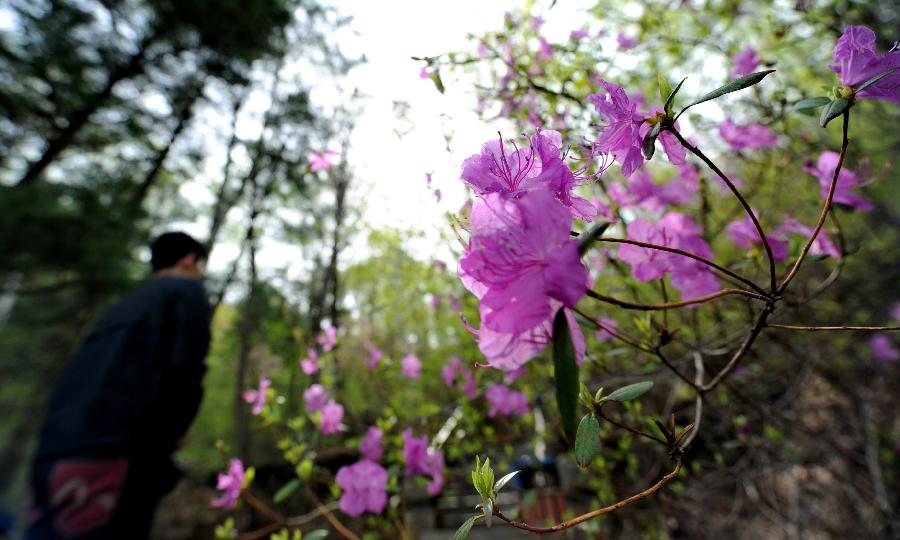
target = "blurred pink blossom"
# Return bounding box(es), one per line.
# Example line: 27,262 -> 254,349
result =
336,460 -> 388,516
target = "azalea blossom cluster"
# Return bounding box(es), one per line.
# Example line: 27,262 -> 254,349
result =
335,427 -> 389,517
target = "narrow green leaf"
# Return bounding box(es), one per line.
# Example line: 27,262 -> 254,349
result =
552,309 -> 580,439
273,478 -> 300,504
664,77 -> 688,115
793,97 -> 830,115
577,221 -> 612,255
676,69 -> 775,121
452,516 -> 478,540
430,71 -> 445,94
641,123 -> 662,160
494,470 -> 521,494
602,381 -> 654,402
819,98 -> 850,128
658,73 -> 673,109
855,67 -> 898,93
574,414 -> 601,468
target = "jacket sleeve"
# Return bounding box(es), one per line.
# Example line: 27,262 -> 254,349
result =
158,280 -> 211,447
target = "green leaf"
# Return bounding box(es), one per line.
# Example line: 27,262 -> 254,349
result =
552,309 -> 580,439
641,123 -> 662,160
819,98 -> 850,128
494,470 -> 521,494
855,67 -> 898,93
658,73 -> 673,109
602,381 -> 654,402
793,97 -> 830,115
452,516 -> 478,540
577,221 -> 612,255
430,71 -> 445,94
304,531 -> 328,540
273,478 -> 300,503
664,77 -> 688,115
574,414 -> 601,468
675,69 -> 775,121
481,498 -> 494,527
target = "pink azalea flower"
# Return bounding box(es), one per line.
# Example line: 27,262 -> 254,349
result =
320,400 -> 344,435
360,427 -> 384,462
433,259 -> 447,270
433,188 -> 442,201
336,460 -> 388,517
458,191 -> 588,369
461,369 -> 477,398
617,33 -> 638,50
431,294 -> 442,310
731,46 -> 760,77
300,348 -> 319,375
401,354 -> 422,379
449,295 -> 462,312
870,335 -> 899,364
211,458 -> 245,509
538,37 -> 554,60
460,129 -> 595,220
804,151 -> 872,211
419,66 -> 432,79
367,346 -> 383,370
425,171 -> 433,188
725,214 -> 789,260
402,429 -> 445,496
242,377 -> 271,416
504,367 -> 525,384
595,316 -> 618,343
530,15 -> 544,31
777,219 -> 841,258
830,26 -> 900,103
303,383 -> 328,413
620,168 -> 696,210
485,384 -> 529,417
719,119 -> 777,151
317,325 -> 337,352
310,150 -> 339,172
618,213 -> 721,300
441,356 -> 463,387
588,80 -> 646,177
570,28 -> 589,41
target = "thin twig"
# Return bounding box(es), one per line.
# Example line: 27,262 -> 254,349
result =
598,237 -> 769,296
494,459 -> 683,533
779,111 -> 850,293
680,352 -> 704,450
666,127 -> 778,292
587,288 -> 768,311
597,407 -> 669,446
700,304 -> 775,393
767,323 -> 900,332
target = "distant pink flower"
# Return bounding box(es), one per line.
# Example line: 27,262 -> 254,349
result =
618,213 -> 720,300
777,219 -> 841,258
588,80 -> 645,177
242,377 -> 271,416
485,384 -> 529,417
433,188 -> 442,201
461,370 -> 477,398
310,150 -> 339,172
401,354 -> 422,379
317,325 -> 337,352
504,367 -> 525,384
433,260 -> 447,271
402,429 -> 445,495
303,383 -> 328,413
460,129 -> 595,220
367,346 -> 383,370
211,458 -> 244,509
731,47 -> 760,77
570,28 -> 589,40
430,294 -> 441,310
419,66 -> 432,79
619,168 -> 696,210
441,356 -> 463,386
360,427 -> 384,462
617,33 -> 638,50
320,400 -> 344,435
725,214 -> 789,260
804,151 -> 872,211
870,335 -> 899,364
595,316 -> 618,343
459,190 -> 588,369
300,348 -> 319,375
449,295 -> 462,312
719,120 -> 777,151
830,26 -> 900,103
336,460 -> 388,517
538,37 -> 553,59
425,171 -> 433,188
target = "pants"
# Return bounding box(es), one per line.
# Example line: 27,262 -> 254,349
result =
25,455 -> 180,540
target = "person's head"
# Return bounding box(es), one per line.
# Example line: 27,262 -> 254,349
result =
150,232 -> 207,279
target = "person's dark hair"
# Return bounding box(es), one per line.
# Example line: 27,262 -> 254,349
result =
150,232 -> 207,272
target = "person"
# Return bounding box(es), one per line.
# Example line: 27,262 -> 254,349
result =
25,232 -> 212,540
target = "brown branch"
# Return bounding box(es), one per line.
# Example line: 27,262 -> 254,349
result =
572,306 -> 653,352
779,111 -> 850,293
597,237 -> 769,296
587,288 -> 768,311
666,127 -> 778,292
597,407 -> 668,446
700,304 -> 775,393
767,324 -> 900,332
494,458 -> 683,533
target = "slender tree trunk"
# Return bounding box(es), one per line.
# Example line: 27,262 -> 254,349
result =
15,31 -> 159,187
325,171 -> 348,327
